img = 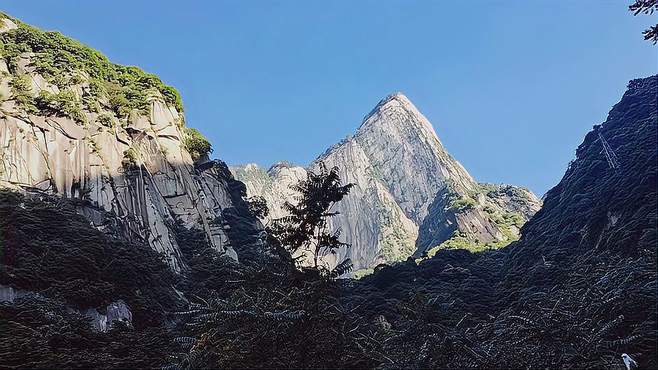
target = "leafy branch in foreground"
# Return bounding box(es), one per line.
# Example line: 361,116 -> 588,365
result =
269,162 -> 354,269
165,164 -> 360,369
629,0 -> 658,43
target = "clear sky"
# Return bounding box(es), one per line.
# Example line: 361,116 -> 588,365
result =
3,1 -> 655,195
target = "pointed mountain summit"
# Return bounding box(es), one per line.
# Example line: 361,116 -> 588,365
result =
232,93 -> 541,272
347,92 -> 477,223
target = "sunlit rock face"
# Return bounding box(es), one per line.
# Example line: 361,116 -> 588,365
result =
232,93 -> 541,271
349,93 -> 476,223
0,20 -> 262,271
230,162 -> 308,222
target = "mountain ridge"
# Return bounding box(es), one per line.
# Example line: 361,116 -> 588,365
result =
232,91 -> 541,271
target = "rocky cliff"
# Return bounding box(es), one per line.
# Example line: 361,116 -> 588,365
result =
504,75 -> 657,281
232,93 -> 541,271
0,14 -> 262,271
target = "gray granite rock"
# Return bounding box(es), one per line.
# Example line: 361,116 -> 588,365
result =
232,93 -> 542,271
81,300 -> 132,332
0,53 -> 253,271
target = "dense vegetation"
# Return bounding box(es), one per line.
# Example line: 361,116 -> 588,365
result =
169,80 -> 658,368
0,12 -> 213,169
423,184 -> 530,257
35,89 -> 86,122
0,12 -> 183,117
183,127 -> 213,160
167,242 -> 370,369
0,191 -> 179,368
2,77 -> 656,369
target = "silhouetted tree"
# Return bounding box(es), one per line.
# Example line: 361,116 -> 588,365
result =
629,0 -> 658,43
270,163 -> 353,269
246,196 -> 269,220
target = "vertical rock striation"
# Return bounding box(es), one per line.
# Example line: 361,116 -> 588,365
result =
0,15 -> 263,271
233,93 -> 541,271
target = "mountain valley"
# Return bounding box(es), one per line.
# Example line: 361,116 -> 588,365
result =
0,11 -> 655,370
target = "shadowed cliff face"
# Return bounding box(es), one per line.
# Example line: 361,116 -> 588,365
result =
232,93 -> 541,271
504,75 -> 658,282
0,16 -> 263,271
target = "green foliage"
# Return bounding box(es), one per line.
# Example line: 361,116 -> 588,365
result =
482,183 -> 535,209
432,183 -> 532,255
351,246 -> 657,369
448,196 -> 477,212
166,210 -> 364,369
379,225 -> 415,262
105,81 -> 151,118
478,211 -> 524,249
168,229 -> 366,369
96,113 -> 113,127
0,75 -> 654,370
34,89 -> 86,123
88,78 -> 106,98
160,85 -> 183,114
9,74 -> 36,113
122,147 -> 138,169
0,18 -> 184,116
426,232 -> 488,258
183,127 -> 212,160
352,267 -> 375,279
171,219 -> 242,298
0,190 -> 179,326
88,138 -> 101,154
376,196 -> 416,263
168,76 -> 658,370
502,212 -> 524,228
246,196 -> 269,219
69,72 -> 84,85
270,162 -> 354,269
0,190 -> 180,368
426,210 -> 526,257
0,300 -> 175,369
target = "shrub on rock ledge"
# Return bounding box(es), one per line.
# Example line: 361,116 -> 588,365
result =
183,127 -> 212,160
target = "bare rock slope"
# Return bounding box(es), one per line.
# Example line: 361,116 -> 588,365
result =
0,15 -> 262,271
232,93 -> 541,271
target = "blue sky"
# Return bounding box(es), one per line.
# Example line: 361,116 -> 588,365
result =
4,1 -> 655,195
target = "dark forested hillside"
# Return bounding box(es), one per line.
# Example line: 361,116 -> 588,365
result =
0,191 -> 180,367
505,76 -> 657,279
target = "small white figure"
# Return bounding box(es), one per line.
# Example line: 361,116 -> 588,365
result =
622,353 -> 638,370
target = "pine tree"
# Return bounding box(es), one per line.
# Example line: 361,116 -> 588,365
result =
270,163 -> 353,269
